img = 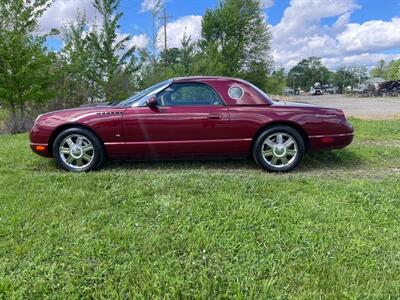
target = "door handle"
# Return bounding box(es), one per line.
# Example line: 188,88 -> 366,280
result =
207,113 -> 221,119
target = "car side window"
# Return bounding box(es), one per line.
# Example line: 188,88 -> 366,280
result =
156,83 -> 223,106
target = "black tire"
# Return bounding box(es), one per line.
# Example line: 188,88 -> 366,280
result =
253,125 -> 305,172
53,127 -> 105,172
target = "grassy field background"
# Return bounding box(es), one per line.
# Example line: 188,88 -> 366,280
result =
0,119 -> 399,298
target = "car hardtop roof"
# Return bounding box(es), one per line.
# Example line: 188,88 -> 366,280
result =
172,76 -> 248,84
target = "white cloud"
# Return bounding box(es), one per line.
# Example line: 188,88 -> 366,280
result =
271,0 -> 400,70
157,15 -> 203,49
141,0 -> 164,13
130,33 -> 150,49
337,17 -> 400,52
117,32 -> 150,50
322,53 -> 400,69
40,0 -> 149,56
114,33 -> 150,58
272,0 -> 358,45
271,0 -> 356,68
39,0 -> 98,34
260,0 -> 274,9
332,12 -> 351,33
39,0 -> 400,70
347,53 -> 400,65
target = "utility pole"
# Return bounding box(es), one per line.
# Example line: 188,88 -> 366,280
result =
148,0 -> 162,60
158,7 -> 171,51
152,13 -> 156,59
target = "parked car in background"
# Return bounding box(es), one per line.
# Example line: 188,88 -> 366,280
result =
309,82 -> 323,95
284,87 -> 295,96
30,76 -> 354,172
322,84 -> 338,94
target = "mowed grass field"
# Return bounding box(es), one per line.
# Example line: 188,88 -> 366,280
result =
0,119 -> 400,298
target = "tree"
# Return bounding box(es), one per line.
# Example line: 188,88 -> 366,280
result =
87,0 -> 142,101
60,13 -> 95,106
349,65 -> 368,85
386,59 -> 400,80
160,34 -> 198,76
370,59 -> 400,81
370,59 -> 386,78
331,65 -> 368,93
264,68 -> 286,95
200,0 -> 272,89
0,0 -> 51,34
195,42 -> 225,76
287,57 -> 331,91
140,0 -> 274,93
139,34 -> 200,89
0,0 -> 55,133
176,35 -> 197,76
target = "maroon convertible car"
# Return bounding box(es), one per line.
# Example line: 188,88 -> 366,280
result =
30,76 -> 353,172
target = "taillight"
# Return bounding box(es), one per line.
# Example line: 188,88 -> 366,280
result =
321,137 -> 334,144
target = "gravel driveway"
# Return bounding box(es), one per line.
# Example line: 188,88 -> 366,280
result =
277,94 -> 400,119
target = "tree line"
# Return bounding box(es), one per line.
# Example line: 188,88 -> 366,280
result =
370,59 -> 400,81
0,0 -> 280,133
1,0 -> 399,134
287,56 -> 400,93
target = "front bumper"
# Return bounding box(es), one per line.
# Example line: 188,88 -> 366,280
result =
30,142 -> 51,157
29,123 -> 52,157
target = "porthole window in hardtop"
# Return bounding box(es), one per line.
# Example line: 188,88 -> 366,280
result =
228,86 -> 244,100
157,83 -> 223,106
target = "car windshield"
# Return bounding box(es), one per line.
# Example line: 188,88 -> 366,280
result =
116,79 -> 173,107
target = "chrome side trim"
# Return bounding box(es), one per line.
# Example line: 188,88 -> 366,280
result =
309,133 -> 353,139
105,138 -> 252,146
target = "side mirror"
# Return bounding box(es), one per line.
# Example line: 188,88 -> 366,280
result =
146,96 -> 158,108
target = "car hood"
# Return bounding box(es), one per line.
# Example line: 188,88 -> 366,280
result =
44,105 -> 124,115
36,106 -> 126,124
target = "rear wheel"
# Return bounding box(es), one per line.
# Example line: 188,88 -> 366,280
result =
253,125 -> 305,172
53,128 -> 105,172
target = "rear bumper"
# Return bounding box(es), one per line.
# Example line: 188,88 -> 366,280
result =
308,132 -> 354,151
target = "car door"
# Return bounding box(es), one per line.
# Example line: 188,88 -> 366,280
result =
120,82 -> 232,159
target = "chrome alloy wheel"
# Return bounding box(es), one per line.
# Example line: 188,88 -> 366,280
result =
261,132 -> 298,168
59,134 -> 95,170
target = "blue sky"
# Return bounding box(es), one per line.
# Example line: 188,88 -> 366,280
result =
119,0 -> 400,32
41,0 -> 400,70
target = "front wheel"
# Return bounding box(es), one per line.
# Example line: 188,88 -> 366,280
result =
53,128 -> 105,172
253,126 -> 305,172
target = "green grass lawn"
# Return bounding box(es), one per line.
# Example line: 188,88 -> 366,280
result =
1,119 -> 400,298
